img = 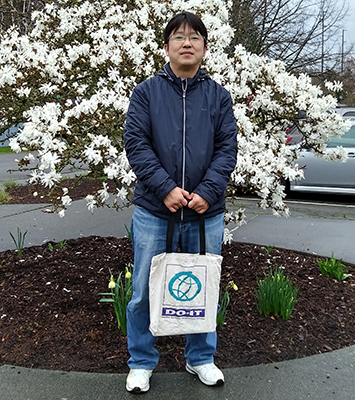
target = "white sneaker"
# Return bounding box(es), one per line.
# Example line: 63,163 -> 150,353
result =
186,363 -> 224,386
126,369 -> 153,393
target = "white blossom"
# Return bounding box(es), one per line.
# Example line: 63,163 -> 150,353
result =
39,83 -> 59,95
98,183 -> 110,203
0,0 -> 350,228
61,195 -> 72,206
9,138 -> 22,153
116,187 -> 128,201
41,171 -> 61,188
38,152 -> 60,170
324,80 -> 343,92
85,195 -> 97,213
121,170 -> 136,186
223,228 -> 234,245
16,87 -> 32,97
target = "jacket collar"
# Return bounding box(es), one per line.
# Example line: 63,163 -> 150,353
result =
158,63 -> 210,88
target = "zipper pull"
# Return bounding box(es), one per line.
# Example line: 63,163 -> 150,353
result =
182,80 -> 187,98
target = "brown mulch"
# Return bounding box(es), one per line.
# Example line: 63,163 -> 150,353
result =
1,181 -> 355,373
5,177 -> 116,205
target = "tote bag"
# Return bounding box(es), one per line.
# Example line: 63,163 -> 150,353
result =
149,215 -> 222,336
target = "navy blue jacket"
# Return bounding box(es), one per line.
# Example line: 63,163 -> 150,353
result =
124,63 -> 237,221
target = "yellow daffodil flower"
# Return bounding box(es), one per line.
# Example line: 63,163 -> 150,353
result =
108,277 -> 116,289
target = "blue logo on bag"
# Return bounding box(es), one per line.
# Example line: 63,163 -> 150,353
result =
168,272 -> 202,302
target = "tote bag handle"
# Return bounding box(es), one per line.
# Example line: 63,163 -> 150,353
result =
166,214 -> 206,255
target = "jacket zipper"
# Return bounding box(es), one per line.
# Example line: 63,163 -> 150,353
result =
181,79 -> 188,221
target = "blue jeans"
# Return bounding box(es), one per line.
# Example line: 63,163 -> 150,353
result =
126,206 -> 224,370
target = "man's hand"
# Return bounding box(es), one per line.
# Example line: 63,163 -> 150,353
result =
164,187 -> 192,213
188,193 -> 209,214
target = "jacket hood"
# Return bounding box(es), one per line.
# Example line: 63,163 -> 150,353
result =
158,63 -> 210,88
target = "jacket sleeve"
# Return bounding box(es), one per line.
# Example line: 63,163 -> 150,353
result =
124,83 -> 177,201
193,90 -> 238,207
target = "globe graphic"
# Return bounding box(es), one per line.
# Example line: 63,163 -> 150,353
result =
168,271 -> 202,301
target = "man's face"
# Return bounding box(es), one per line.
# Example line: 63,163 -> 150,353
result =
164,23 -> 207,76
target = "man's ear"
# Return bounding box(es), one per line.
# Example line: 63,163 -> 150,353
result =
164,44 -> 169,57
203,45 -> 207,57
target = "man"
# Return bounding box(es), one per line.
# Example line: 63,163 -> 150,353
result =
124,11 -> 237,393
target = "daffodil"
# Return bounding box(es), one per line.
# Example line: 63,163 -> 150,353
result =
108,277 -> 116,289
99,267 -> 133,335
228,280 -> 238,291
125,268 -> 132,280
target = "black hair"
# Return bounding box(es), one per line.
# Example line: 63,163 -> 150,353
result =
163,12 -> 208,45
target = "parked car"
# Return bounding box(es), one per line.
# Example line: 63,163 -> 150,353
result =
286,124 -> 303,145
289,123 -> 355,195
333,106 -> 355,122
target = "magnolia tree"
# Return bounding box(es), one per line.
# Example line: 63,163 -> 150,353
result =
0,0 -> 351,239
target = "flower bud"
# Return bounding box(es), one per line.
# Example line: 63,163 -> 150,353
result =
108,277 -> 115,289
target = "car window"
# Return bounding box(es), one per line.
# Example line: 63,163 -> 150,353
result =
328,125 -> 355,148
343,111 -> 355,117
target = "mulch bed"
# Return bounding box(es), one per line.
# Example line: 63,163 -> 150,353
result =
1,236 -> 354,373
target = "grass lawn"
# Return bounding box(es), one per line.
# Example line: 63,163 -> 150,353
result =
0,146 -> 13,154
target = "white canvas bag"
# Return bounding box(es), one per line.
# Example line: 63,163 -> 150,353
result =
149,216 -> 222,336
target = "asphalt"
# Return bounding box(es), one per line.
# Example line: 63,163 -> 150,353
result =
1,164 -> 355,398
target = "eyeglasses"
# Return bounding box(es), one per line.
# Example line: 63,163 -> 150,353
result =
169,33 -> 205,43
